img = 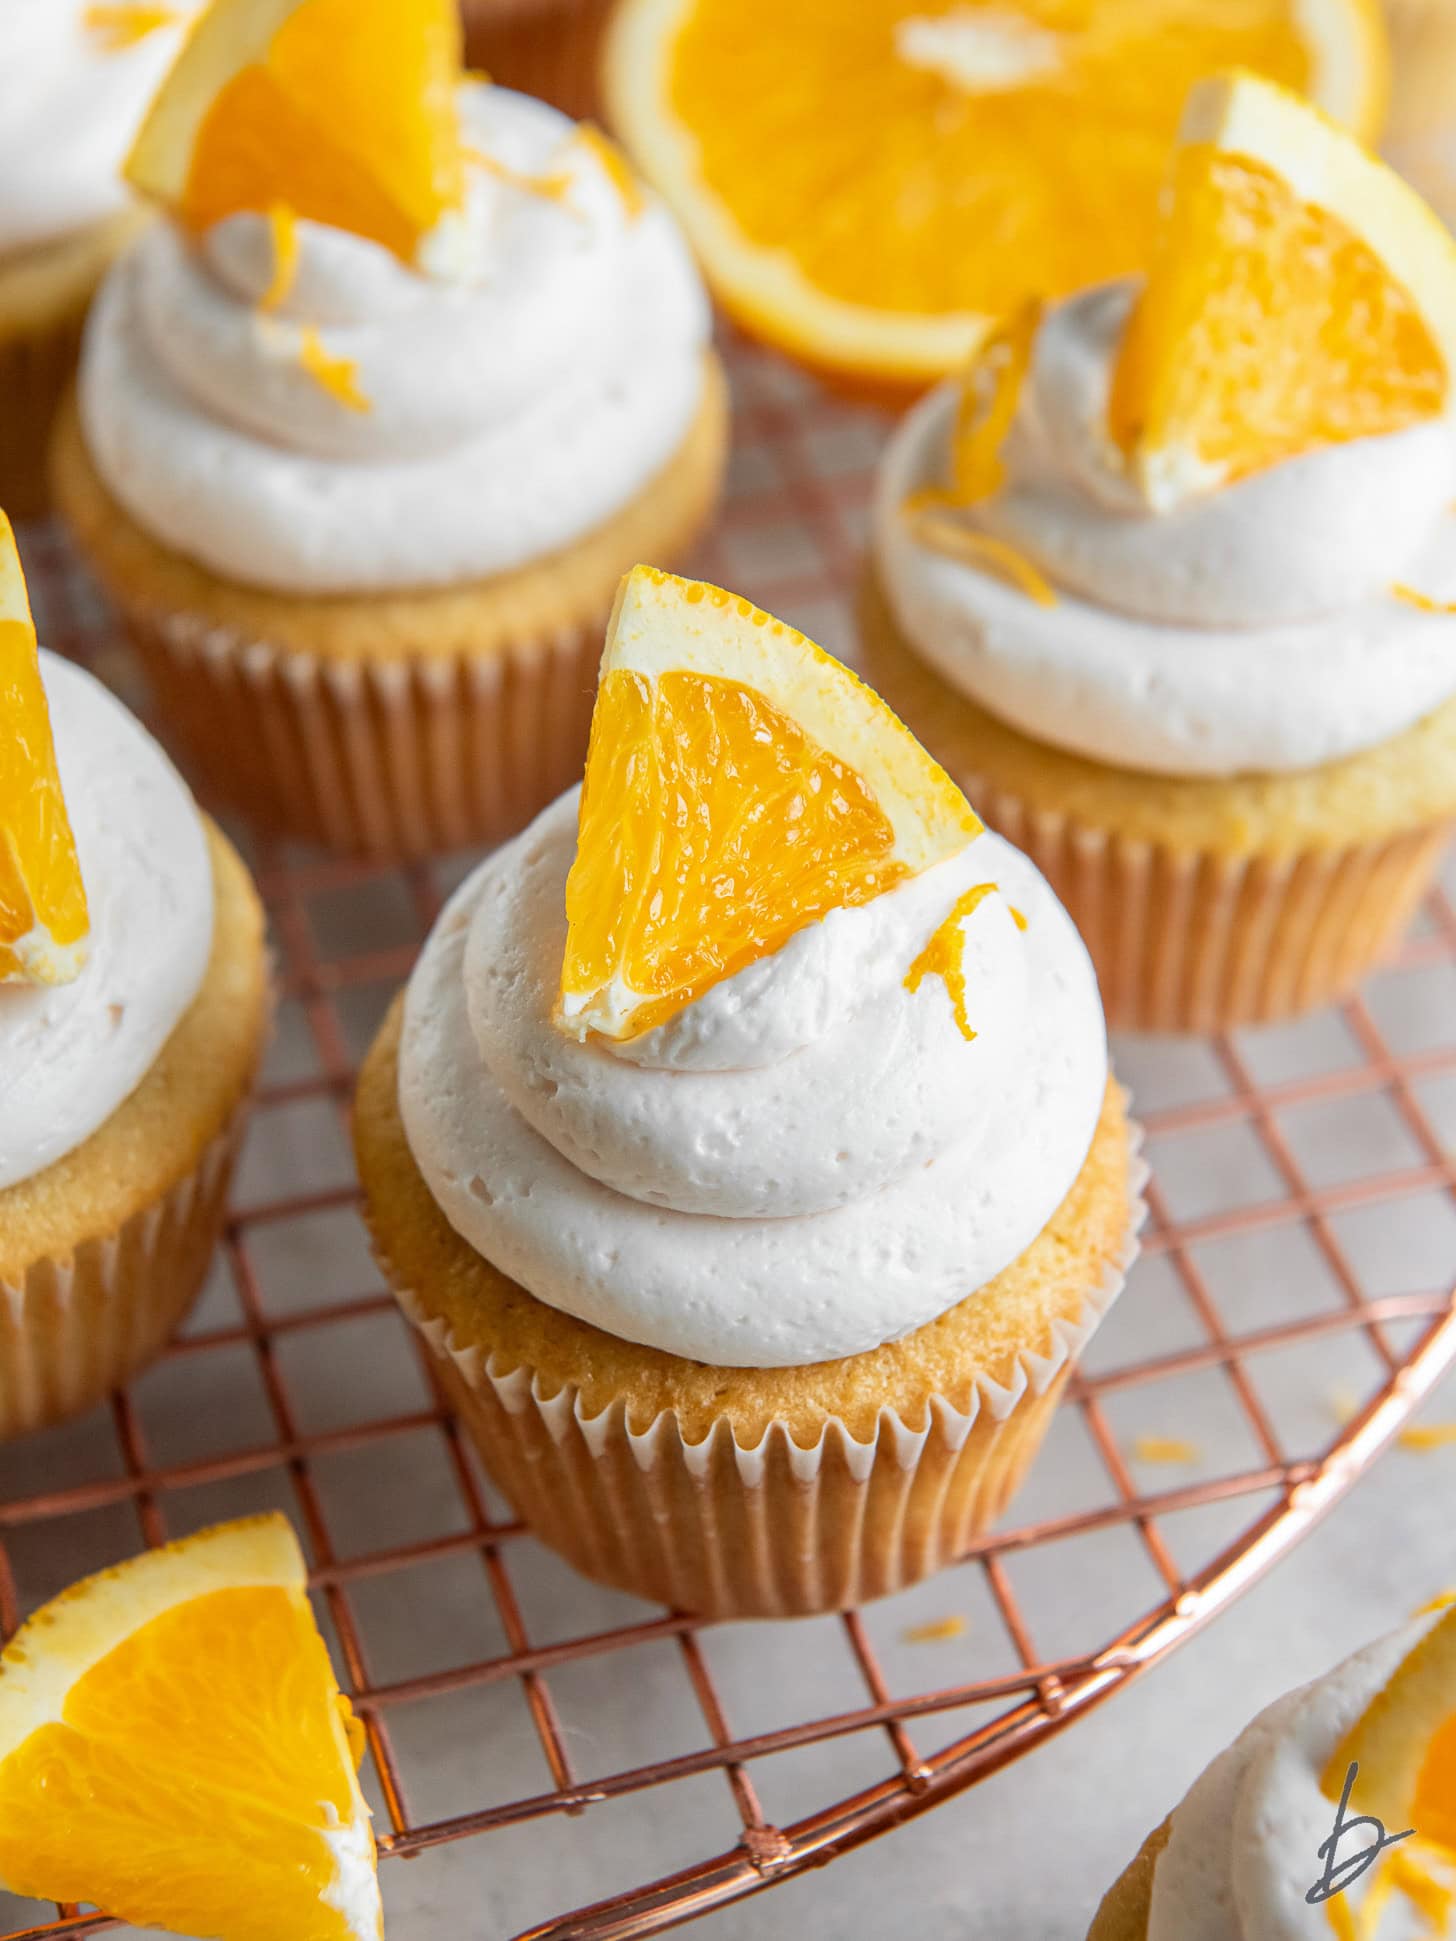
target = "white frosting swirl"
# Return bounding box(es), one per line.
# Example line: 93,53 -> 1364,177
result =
875,283 -> 1456,777
0,654 -> 213,1193
0,3 -> 192,254
1147,1615 -> 1447,1941
78,86 -> 712,593
398,789 -> 1109,1368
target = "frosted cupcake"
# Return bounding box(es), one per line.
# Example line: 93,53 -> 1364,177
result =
0,2 -> 191,517
1091,1603 -> 1456,1938
0,514 -> 269,1438
355,568 -> 1140,1618
52,0 -> 726,859
864,72 -> 1456,1031
1384,0 -> 1456,136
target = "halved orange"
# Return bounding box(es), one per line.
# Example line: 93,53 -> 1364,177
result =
0,1515 -> 382,1941
0,513 -> 88,987
1109,69 -> 1456,510
125,0 -> 465,265
602,0 -> 1388,393
558,566 -> 980,1042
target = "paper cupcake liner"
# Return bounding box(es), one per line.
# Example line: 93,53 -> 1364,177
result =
1383,0 -> 1456,136
460,0 -> 613,118
394,1119 -> 1146,1619
0,306 -> 88,522
959,773 -> 1450,1034
121,604 -> 604,861
0,1107 -> 246,1442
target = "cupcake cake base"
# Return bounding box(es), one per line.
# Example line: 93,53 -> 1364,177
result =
860,571 -> 1456,1033
459,0 -> 614,119
1086,1819 -> 1173,1941
356,994 -> 1141,1619
0,821 -> 270,1439
50,356 -> 729,859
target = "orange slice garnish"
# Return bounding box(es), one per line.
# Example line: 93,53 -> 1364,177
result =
1109,70 -> 1456,510
125,0 -> 465,266
602,0 -> 1387,393
0,513 -> 88,987
1323,1604 -> 1456,1858
558,566 -> 981,1042
0,1516 -> 381,1941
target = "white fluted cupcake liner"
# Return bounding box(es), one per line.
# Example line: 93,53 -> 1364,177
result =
395,1117 -> 1146,1618
122,605 -> 604,861
0,1108 -> 246,1441
965,775 -> 1450,1033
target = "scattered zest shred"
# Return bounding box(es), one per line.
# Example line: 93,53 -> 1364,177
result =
902,1616 -> 968,1645
1392,582 -> 1456,613
261,204 -> 300,313
83,4 -> 179,50
464,144 -> 574,206
905,508 -> 1058,608
1324,1894 -> 1358,1940
947,299 -> 1044,505
1131,1435 -> 1202,1465
297,327 -> 370,412
1387,1846 -> 1456,1934
1399,1422 -> 1456,1451
903,882 -> 999,1042
1411,1590 -> 1456,1619
1009,905 -> 1028,932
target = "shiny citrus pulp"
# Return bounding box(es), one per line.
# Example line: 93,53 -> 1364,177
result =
558,567 -> 980,1041
602,0 -> 1387,391
125,0 -> 465,264
1109,70 -> 1456,510
0,1515 -> 382,1941
0,513 -> 88,987
1323,1605 -> 1456,1860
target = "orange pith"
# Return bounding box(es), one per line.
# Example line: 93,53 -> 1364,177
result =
129,0 -> 465,265
0,514 -> 88,986
558,567 -> 980,1042
1109,144 -> 1447,487
564,669 -> 910,1041
669,2 -> 1312,322
0,1518 -> 379,1941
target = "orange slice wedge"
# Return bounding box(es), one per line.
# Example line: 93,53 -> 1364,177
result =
602,0 -> 1387,394
125,0 -> 465,265
1108,69 -> 1456,510
1323,1605 -> 1456,1857
0,513 -> 88,987
558,566 -> 981,1042
0,1515 -> 382,1941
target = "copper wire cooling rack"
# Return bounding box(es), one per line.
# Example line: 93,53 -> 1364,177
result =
10,335 -> 1456,1939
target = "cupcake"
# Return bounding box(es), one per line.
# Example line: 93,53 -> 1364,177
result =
1091,1604 -> 1456,1939
354,566 -> 1141,1619
0,513 -> 270,1439
52,0 -> 727,860
863,71 -> 1456,1032
458,0 -> 610,120
0,2 -> 192,519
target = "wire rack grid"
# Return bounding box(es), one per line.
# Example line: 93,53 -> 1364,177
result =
7,331 -> 1456,1940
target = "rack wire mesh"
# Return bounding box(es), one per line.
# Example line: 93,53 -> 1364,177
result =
7,331 -> 1456,1938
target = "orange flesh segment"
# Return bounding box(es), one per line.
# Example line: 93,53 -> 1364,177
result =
0,518 -> 89,986
83,4 -> 180,49
0,1585 -> 369,1940
563,669 -> 911,1040
668,1 -> 1312,320
174,0 -> 463,261
1416,1712 -> 1456,1853
1108,145 -> 1447,486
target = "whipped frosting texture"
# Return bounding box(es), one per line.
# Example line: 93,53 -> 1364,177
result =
398,789 -> 1108,1367
1147,1616 -> 1445,1941
0,654 -> 213,1194
0,3 -> 192,254
875,282 -> 1456,777
79,86 -> 713,593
